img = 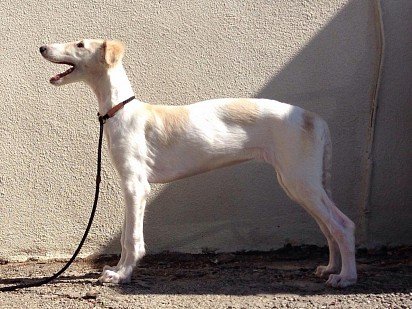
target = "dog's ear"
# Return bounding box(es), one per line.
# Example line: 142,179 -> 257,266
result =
102,40 -> 125,67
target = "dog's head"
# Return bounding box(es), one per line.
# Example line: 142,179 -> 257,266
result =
39,39 -> 125,86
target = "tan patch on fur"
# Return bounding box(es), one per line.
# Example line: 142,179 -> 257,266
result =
145,104 -> 189,146
302,110 -> 315,134
301,110 -> 318,154
220,99 -> 259,125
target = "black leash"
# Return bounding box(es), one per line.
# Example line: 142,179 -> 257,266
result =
0,96 -> 135,292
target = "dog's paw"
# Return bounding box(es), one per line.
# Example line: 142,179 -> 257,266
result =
326,273 -> 357,288
315,265 -> 339,278
98,268 -> 132,284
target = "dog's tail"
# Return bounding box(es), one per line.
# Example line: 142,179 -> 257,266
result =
322,122 -> 333,199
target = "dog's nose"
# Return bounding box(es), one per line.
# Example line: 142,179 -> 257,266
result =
39,46 -> 47,54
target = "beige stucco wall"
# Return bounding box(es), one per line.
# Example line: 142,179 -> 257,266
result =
0,0 -> 410,261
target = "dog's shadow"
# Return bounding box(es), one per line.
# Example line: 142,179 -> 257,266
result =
105,248 -> 411,296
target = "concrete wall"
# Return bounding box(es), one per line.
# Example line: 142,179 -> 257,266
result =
0,0 -> 410,261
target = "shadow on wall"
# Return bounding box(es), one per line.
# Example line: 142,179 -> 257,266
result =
100,0 -> 378,255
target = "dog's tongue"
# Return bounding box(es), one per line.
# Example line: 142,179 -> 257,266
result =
49,67 -> 74,83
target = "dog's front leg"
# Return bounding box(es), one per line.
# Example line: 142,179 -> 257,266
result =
99,173 -> 150,284
102,217 -> 126,273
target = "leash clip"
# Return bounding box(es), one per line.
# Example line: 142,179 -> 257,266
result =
97,113 -> 107,124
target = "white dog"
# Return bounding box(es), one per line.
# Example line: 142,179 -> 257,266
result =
39,39 -> 357,288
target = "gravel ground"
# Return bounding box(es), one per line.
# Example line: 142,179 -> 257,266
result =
0,246 -> 411,308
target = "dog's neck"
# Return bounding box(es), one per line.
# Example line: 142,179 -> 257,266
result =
87,64 -> 135,115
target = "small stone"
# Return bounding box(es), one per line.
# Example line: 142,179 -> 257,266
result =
84,288 -> 99,299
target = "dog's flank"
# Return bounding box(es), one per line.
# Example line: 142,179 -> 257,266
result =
40,39 -> 357,288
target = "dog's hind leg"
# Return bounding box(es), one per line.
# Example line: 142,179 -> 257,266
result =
99,172 -> 151,284
267,134 -> 355,286
267,111 -> 355,287
277,171 -> 357,287
276,172 -> 341,278
320,195 -> 357,287
313,220 -> 341,278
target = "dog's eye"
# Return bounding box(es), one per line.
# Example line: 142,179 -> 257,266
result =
77,42 -> 84,48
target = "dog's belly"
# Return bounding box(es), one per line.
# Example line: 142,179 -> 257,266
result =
146,148 -> 261,183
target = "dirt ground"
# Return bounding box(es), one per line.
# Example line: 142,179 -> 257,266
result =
0,245 -> 411,309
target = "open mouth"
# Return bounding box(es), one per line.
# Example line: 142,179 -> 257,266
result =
49,61 -> 75,84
